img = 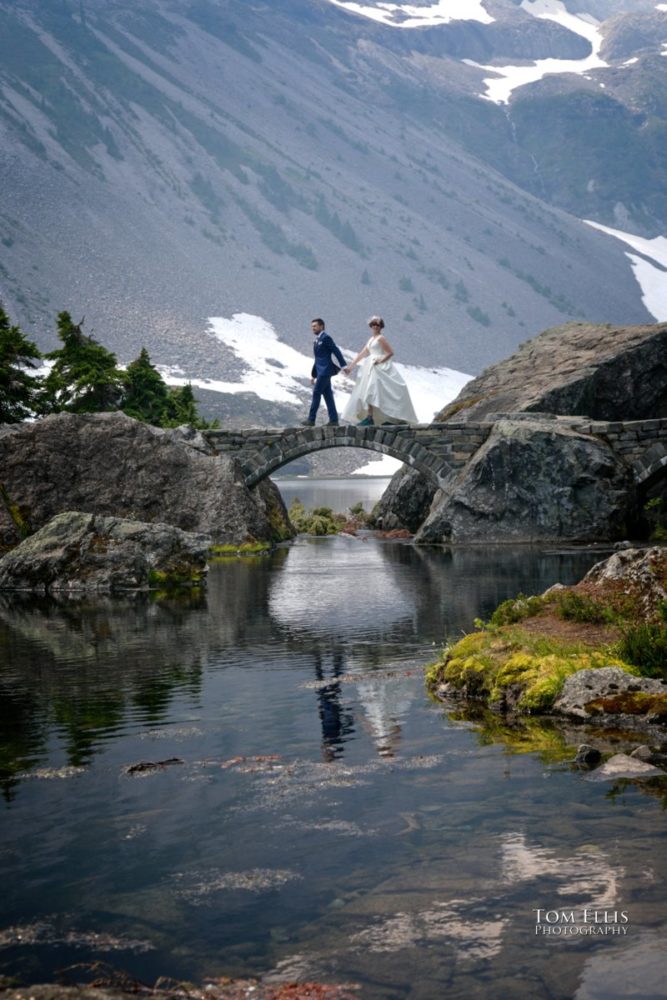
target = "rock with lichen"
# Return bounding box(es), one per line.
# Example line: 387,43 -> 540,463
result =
0,412 -> 293,547
553,666 -> 667,721
0,511 -> 210,594
378,320 -> 667,539
415,415 -> 634,543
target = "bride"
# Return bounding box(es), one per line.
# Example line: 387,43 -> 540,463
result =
342,316 -> 418,425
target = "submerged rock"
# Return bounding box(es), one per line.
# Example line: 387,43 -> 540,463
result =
0,511 -> 210,594
574,745 -> 602,767
588,753 -> 665,780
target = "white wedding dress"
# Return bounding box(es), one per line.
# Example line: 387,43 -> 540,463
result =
342,335 -> 418,425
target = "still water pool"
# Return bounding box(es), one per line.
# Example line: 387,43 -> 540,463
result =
1,522 -> 666,998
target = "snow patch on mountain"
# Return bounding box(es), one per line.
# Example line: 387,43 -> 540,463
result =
324,0 -> 493,28
161,312 -> 471,424
465,0 -> 607,104
585,221 -> 667,321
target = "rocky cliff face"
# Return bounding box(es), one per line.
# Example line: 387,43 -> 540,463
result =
415,415 -> 634,544
376,321 -> 667,542
0,412 -> 292,546
436,321 -> 667,423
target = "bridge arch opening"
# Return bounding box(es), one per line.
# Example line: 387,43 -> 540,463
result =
243,436 -> 442,490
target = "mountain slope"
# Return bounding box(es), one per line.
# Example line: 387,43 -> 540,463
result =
0,0 -> 664,389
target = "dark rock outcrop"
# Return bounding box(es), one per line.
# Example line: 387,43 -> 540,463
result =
436,321 -> 667,424
372,464 -> 437,533
0,412 -> 293,547
0,511 -> 210,594
600,13 -> 667,62
378,322 -> 667,540
415,415 -> 634,543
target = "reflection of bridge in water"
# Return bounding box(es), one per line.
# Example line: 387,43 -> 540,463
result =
205,415 -> 667,491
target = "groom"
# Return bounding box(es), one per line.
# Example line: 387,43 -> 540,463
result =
301,317 -> 346,426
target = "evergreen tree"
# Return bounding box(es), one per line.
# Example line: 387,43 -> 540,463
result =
0,307 -> 43,423
166,382 -> 217,429
122,347 -> 171,424
43,312 -> 125,413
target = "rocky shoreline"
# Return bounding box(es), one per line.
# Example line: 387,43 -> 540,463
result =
0,980 -> 359,1000
427,545 -> 667,776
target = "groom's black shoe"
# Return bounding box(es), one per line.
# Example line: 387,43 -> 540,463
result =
300,419 -> 315,426
326,420 -> 339,426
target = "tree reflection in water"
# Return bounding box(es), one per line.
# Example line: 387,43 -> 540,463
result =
0,592 -> 206,799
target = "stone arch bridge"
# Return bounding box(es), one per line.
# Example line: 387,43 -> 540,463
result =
204,414 -> 667,491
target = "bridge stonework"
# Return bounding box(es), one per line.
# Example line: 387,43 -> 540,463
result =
204,414 -> 667,491
204,423 -> 491,488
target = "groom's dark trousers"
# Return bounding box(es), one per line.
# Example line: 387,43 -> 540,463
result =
308,330 -> 346,423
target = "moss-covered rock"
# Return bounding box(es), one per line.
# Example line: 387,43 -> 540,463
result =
428,546 -> 667,719
428,627 -> 637,713
0,511 -> 210,594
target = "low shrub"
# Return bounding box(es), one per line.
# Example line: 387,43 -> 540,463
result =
618,622 -> 667,678
556,590 -> 614,624
288,499 -> 344,535
488,594 -> 545,627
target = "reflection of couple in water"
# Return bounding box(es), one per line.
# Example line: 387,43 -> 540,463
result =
301,316 -> 418,428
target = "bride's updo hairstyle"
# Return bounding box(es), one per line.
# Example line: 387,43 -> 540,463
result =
368,316 -> 385,329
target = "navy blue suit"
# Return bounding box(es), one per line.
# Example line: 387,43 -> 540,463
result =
308,330 -> 346,423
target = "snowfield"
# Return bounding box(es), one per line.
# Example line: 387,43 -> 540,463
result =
161,312 -> 472,425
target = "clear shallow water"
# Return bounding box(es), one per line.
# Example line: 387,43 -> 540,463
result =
1,529 -> 666,1000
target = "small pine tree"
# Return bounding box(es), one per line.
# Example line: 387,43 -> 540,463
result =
122,347 -> 171,424
42,312 -> 125,414
0,307 -> 43,423
165,382 -> 218,429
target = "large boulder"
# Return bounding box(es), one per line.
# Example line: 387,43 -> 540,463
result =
372,464 -> 437,533
0,412 -> 292,546
379,321 -> 667,537
0,511 -> 210,593
415,415 -> 634,543
436,321 -> 667,424
582,546 -> 667,619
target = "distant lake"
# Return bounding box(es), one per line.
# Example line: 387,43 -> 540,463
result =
274,476 -> 392,513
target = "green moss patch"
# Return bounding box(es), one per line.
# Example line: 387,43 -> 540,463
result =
209,541 -> 272,559
147,567 -> 205,588
427,626 -> 638,713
